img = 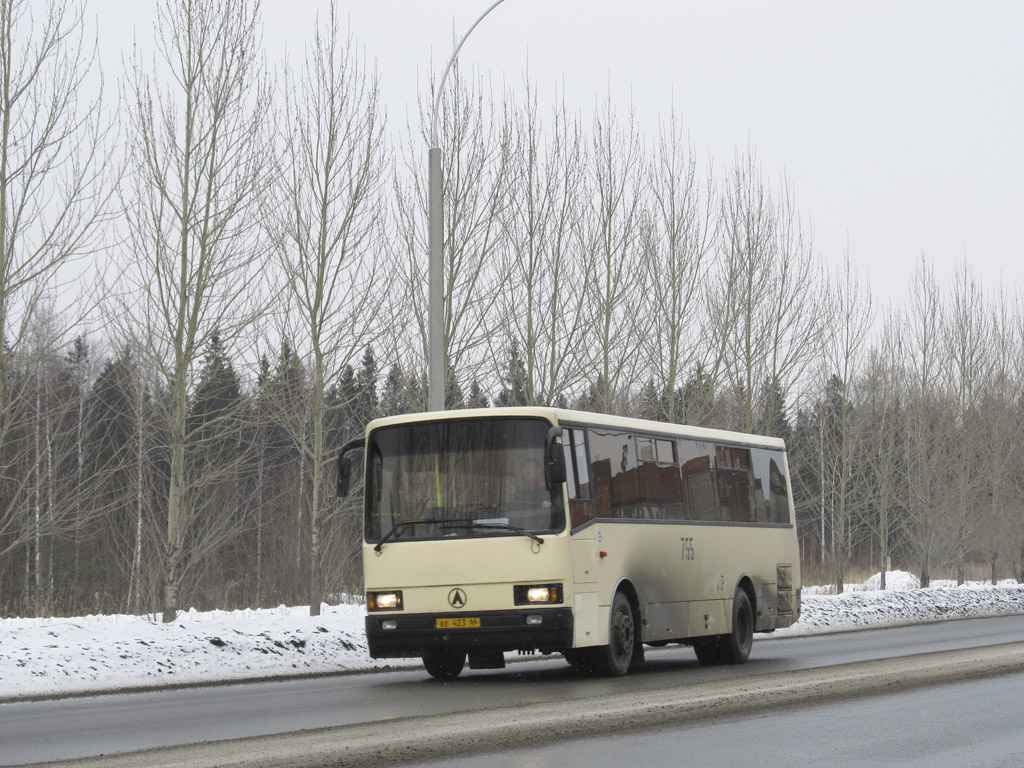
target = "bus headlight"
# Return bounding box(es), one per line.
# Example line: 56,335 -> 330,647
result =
514,584 -> 562,605
367,591 -> 403,611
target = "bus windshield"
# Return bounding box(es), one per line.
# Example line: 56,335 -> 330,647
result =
365,417 -> 563,543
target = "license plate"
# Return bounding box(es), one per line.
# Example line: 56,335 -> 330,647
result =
436,617 -> 481,629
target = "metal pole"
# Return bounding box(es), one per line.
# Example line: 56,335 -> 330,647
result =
427,0 -> 508,412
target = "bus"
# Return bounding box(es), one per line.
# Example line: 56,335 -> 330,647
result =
337,407 -> 800,678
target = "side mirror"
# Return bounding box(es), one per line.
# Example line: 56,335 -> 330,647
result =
544,426 -> 566,490
337,455 -> 353,498
336,438 -> 365,498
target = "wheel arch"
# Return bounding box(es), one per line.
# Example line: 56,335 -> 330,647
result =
734,574 -> 757,624
612,577 -> 641,621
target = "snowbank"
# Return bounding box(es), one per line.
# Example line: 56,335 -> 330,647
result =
2,571 -> 1022,701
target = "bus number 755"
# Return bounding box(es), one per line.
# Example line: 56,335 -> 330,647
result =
681,537 -> 695,561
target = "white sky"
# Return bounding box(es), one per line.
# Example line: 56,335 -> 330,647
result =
90,0 -> 1024,308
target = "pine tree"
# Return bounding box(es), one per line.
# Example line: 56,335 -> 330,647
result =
187,334 -> 242,453
466,379 -> 489,409
496,340 -> 528,407
445,365 -> 465,410
353,348 -> 378,430
380,364 -> 411,417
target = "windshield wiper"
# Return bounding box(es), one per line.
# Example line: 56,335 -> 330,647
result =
440,520 -> 544,547
373,520 -> 432,553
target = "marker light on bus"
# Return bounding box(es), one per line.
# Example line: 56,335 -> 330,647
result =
367,591 -> 403,611
514,584 -> 562,605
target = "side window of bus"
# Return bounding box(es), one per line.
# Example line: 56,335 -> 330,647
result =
715,446 -> 755,523
587,429 -> 639,519
750,448 -> 791,524
678,440 -> 719,521
563,428 -> 594,529
636,435 -> 681,520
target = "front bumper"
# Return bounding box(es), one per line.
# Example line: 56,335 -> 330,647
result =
366,608 -> 574,659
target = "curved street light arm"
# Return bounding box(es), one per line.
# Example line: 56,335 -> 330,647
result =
430,0 -> 509,147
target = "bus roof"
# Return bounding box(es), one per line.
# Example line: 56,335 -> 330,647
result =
363,407 -> 788,451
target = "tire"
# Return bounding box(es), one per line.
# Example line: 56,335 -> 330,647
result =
719,587 -> 754,664
591,591 -> 637,677
422,649 -> 466,679
562,648 -> 589,669
692,637 -> 722,665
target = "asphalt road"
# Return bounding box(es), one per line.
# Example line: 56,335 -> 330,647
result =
3,614 -> 1023,767
410,670 -> 1024,768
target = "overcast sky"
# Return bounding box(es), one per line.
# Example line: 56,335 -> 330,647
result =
93,0 -> 1023,308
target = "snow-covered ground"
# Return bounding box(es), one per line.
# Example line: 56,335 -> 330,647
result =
2,571 -> 1023,702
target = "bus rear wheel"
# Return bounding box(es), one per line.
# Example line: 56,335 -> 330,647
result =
692,587 -> 754,665
591,591 -> 636,677
720,587 -> 753,664
692,637 -> 723,665
422,649 -> 466,679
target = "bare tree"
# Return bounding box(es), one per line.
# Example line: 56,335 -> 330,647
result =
640,106 -> 716,422
268,5 -> 386,615
857,321 -> 908,591
578,94 -> 645,413
977,287 -> 1020,584
903,257 -> 950,587
494,82 -> 590,405
709,148 -> 822,434
941,261 -> 989,584
815,254 -> 875,592
392,66 -> 512,397
115,0 -> 271,622
0,0 -> 112,586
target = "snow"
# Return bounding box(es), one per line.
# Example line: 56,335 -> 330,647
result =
2,571 -> 1023,702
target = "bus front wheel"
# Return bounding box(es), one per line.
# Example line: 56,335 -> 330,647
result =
422,649 -> 466,679
592,591 -> 636,677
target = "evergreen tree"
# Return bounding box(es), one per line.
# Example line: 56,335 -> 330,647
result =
638,378 -> 666,422
353,348 -> 378,429
496,340 -> 528,407
187,334 -> 243,452
755,374 -> 792,442
380,364 -> 411,417
466,379 -> 489,409
445,365 -> 465,410
576,374 -> 610,414
680,364 -> 715,427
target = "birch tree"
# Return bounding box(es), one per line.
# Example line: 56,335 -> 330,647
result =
941,262 -> 989,584
268,5 -> 386,615
641,107 -> 716,422
579,95 -> 645,413
903,258 -> 949,587
0,0 -> 112,581
858,322 -> 908,591
495,84 -> 590,404
710,148 -> 822,434
977,288 -> 1019,584
116,0 -> 271,622
815,254 -> 875,592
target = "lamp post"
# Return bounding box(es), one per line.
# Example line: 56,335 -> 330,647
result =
427,0 -> 509,411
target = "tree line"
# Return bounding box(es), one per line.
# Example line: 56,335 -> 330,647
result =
2,0 -> 1022,618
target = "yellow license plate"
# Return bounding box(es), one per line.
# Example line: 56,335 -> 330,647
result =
436,617 -> 481,629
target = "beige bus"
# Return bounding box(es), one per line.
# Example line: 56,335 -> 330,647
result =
337,407 -> 800,679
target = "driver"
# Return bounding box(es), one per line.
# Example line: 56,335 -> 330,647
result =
514,458 -> 552,507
